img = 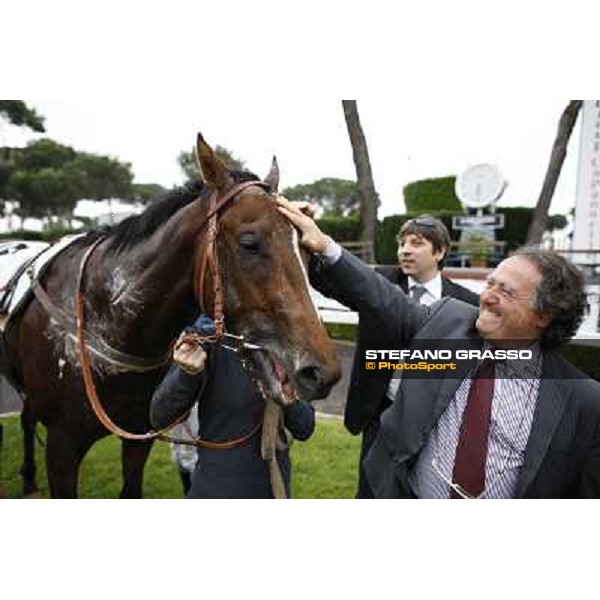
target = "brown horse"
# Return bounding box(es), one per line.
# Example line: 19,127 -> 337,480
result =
2,134 -> 340,498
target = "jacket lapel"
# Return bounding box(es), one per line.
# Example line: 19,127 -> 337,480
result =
441,278 -> 451,297
395,332 -> 483,457
516,354 -> 569,497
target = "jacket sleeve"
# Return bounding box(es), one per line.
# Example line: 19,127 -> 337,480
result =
283,400 -> 315,441
310,249 -> 428,347
569,418 -> 600,498
150,365 -> 206,430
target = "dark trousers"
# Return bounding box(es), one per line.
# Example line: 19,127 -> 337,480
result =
355,397 -> 391,499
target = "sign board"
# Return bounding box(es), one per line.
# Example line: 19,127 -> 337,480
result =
452,214 -> 505,230
573,100 -> 600,251
455,164 -> 506,209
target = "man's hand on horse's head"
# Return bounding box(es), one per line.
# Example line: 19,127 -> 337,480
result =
276,196 -> 333,255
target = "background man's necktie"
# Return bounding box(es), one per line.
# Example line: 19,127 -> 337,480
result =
411,285 -> 427,303
451,358 -> 496,499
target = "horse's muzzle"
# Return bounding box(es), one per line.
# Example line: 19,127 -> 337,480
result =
294,359 -> 341,401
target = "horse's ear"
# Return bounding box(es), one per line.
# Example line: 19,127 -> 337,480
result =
264,156 -> 279,192
195,133 -> 232,191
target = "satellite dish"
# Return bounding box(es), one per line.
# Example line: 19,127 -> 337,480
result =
455,164 -> 506,210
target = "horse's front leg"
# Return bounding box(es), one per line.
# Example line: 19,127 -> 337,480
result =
45,425 -> 91,498
120,438 -> 154,498
20,412 -> 39,497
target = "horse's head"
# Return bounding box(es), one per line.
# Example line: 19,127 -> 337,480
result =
195,134 -> 340,405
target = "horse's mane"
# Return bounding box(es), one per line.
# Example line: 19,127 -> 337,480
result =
78,171 -> 260,255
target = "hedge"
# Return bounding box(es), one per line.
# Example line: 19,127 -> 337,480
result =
403,176 -> 462,213
375,207 -> 566,264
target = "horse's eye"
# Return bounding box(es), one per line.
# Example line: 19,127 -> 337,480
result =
239,232 -> 262,254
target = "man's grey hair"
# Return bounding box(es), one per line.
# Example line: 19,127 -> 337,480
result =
513,246 -> 588,349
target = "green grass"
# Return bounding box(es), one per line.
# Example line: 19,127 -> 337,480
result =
291,416 -> 359,498
0,415 -> 359,499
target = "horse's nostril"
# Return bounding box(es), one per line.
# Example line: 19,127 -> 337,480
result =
297,364 -> 321,384
295,363 -> 340,400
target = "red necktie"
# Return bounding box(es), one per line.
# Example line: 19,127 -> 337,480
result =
451,359 -> 495,499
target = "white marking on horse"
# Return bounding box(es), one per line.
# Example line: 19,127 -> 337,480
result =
290,225 -> 320,320
58,357 -> 66,379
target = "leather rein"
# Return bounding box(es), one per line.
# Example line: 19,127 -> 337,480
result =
72,180 -> 273,447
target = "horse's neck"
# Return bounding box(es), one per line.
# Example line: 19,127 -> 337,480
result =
93,200 -> 208,348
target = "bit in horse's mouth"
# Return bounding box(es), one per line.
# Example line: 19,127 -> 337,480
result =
251,349 -> 297,406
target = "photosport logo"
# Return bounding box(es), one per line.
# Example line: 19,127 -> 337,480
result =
359,340 -> 545,380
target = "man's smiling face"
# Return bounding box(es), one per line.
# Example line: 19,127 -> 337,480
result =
476,255 -> 552,347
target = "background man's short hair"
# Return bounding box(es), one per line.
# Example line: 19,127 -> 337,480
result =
398,215 -> 451,267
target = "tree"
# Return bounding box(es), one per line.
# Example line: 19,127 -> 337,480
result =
0,102 -> 45,201
63,153 -> 133,200
342,100 -> 378,262
132,182 -> 168,204
7,139 -> 78,220
6,138 -> 134,223
178,144 -> 246,181
14,138 -> 76,171
527,101 -> 583,245
8,167 -> 79,220
282,178 -> 361,217
0,101 -> 45,132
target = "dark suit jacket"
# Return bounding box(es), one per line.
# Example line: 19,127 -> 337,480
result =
312,250 -> 600,498
345,265 -> 480,435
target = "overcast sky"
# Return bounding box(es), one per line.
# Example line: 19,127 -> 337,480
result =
1,98 -> 581,219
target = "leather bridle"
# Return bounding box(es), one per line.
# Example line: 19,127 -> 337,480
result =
74,180 -> 275,447
193,180 -> 272,342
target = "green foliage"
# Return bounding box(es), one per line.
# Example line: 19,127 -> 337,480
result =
547,213 -> 568,232
291,417 -> 359,498
0,100 -> 45,132
0,415 -> 359,498
316,215 -> 362,242
0,227 -> 87,243
132,182 -> 167,204
178,145 -> 246,181
0,416 -> 183,499
63,153 -> 133,201
8,167 -> 79,218
324,323 -> 357,342
0,229 -> 44,241
376,214 -> 403,264
559,344 -> 600,381
403,176 -> 462,213
0,164 -> 13,198
497,207 -> 533,252
375,208 -> 569,264
4,138 -> 134,220
214,145 -> 245,171
283,178 -> 361,217
12,138 -> 76,171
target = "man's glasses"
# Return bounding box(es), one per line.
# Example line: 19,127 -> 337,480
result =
431,458 -> 482,499
409,217 -> 439,227
431,453 -> 518,499
483,278 -> 534,304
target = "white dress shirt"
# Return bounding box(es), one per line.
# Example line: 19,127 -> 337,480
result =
386,273 -> 442,401
406,274 -> 442,306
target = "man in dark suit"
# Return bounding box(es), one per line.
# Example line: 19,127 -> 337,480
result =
346,216 -> 479,497
278,197 -> 600,498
